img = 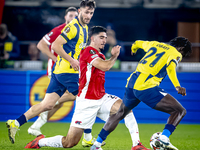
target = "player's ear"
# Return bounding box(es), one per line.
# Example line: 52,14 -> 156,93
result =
90,36 -> 94,42
64,15 -> 67,20
78,8 -> 81,13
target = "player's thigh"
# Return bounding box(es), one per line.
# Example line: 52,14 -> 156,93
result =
110,99 -> 122,116
63,126 -> 83,147
154,94 -> 186,114
41,93 -> 60,109
97,94 -> 120,121
58,91 -> 76,103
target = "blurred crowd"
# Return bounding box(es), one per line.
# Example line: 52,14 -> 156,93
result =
0,23 -> 48,69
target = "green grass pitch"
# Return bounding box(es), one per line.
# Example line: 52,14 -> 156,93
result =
1,122 -> 200,150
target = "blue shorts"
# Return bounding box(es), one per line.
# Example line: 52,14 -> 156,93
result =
46,73 -> 79,97
123,86 -> 167,109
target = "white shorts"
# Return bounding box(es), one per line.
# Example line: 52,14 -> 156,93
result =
70,93 -> 120,129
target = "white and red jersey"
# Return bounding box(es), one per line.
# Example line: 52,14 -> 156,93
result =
78,46 -> 106,100
43,23 -> 66,75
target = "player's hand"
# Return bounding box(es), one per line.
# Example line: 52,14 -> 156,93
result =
70,59 -> 79,71
52,56 -> 57,63
176,86 -> 186,96
131,43 -> 138,55
111,45 -> 121,57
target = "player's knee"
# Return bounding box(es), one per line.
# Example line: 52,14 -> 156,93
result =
116,109 -> 127,120
180,107 -> 187,117
62,136 -> 78,148
44,104 -> 55,110
174,106 -> 187,117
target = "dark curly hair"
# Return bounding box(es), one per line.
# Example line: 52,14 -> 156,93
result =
169,37 -> 192,57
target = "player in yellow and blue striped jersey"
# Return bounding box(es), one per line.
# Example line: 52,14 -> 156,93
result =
6,0 -> 97,147
92,37 -> 192,150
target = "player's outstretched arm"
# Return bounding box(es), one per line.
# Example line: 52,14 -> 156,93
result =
52,35 -> 79,71
92,45 -> 121,71
37,38 -> 57,62
167,61 -> 186,96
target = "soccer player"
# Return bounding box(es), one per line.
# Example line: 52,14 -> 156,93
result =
37,7 -> 78,78
24,26 -> 149,150
27,7 -> 78,136
91,37 -> 192,150
6,0 -> 96,146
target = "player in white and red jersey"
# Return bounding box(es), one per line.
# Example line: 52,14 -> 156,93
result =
78,46 -> 106,99
24,26 -> 144,149
37,7 -> 78,77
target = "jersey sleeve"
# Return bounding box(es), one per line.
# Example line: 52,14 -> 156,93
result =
166,61 -> 181,87
43,27 -> 60,45
131,40 -> 155,53
84,49 -> 99,64
167,49 -> 182,66
60,24 -> 77,42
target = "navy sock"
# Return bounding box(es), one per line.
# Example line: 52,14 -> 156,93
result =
96,136 -> 104,143
84,129 -> 91,133
96,128 -> 110,143
162,124 -> 176,138
16,114 -> 27,126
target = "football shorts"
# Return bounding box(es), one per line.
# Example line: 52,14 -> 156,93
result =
46,72 -> 79,97
70,93 -> 120,129
123,86 -> 168,109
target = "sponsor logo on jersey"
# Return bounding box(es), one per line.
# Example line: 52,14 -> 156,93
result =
89,50 -> 96,54
79,43 -> 87,49
29,75 -> 74,121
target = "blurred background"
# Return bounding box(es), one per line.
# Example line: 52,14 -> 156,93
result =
1,0 -> 200,69
0,0 -> 200,124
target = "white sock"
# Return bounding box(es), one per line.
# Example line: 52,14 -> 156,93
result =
38,135 -> 63,148
124,112 -> 140,147
84,132 -> 92,141
30,111 -> 48,129
30,101 -> 59,130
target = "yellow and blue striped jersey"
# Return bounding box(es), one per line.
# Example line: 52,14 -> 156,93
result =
53,17 -> 88,74
127,40 -> 182,90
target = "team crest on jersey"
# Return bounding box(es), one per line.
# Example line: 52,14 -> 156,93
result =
64,27 -> 70,34
89,50 -> 96,54
48,32 -> 53,36
176,56 -> 181,63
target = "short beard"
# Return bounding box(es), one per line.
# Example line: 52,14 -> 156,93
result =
80,14 -> 87,25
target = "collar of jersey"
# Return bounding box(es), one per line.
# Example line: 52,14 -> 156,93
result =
75,16 -> 86,28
